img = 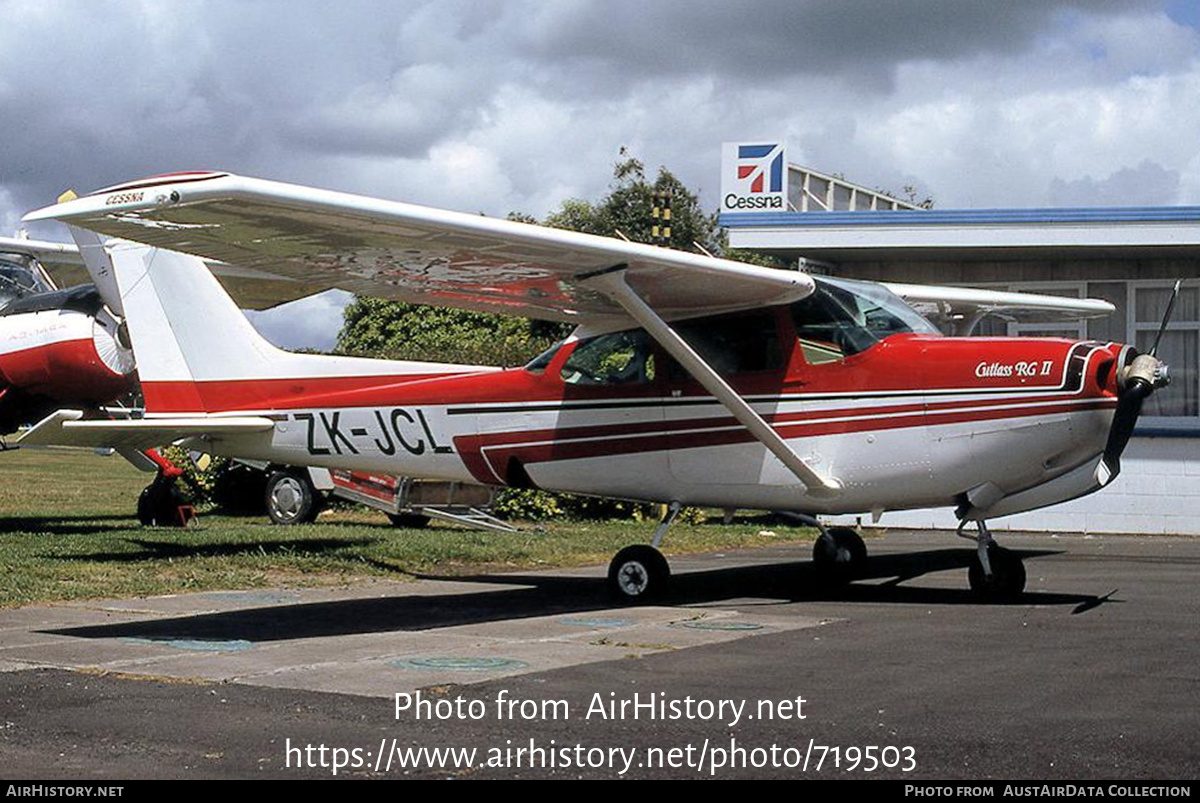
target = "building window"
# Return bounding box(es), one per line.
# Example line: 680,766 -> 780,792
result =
1132,283 -> 1198,418
987,280 -> 1198,425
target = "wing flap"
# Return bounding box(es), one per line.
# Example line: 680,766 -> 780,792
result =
24,172 -> 814,321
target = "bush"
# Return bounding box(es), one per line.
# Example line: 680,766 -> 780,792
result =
494,488 -> 705,524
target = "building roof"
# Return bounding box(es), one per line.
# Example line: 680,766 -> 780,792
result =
723,206 -> 1200,262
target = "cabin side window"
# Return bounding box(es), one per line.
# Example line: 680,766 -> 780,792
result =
524,341 -> 564,375
671,309 -> 783,378
0,259 -> 48,313
791,284 -> 874,364
560,330 -> 656,385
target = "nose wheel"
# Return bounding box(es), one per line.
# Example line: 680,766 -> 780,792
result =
607,501 -> 679,603
960,520 -> 1026,601
608,544 -> 671,601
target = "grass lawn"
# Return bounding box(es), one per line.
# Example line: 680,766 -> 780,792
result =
0,448 -> 816,608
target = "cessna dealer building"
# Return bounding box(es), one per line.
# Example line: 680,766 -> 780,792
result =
720,143 -> 1200,535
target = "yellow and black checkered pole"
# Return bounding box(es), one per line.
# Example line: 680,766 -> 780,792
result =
651,192 -> 672,245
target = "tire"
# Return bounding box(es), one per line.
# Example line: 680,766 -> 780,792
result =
968,544 -> 1027,602
265,470 -> 321,525
136,481 -> 181,527
607,545 -> 671,602
812,526 -> 868,585
387,512 -> 432,529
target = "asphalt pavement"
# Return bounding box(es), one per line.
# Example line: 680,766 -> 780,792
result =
1,530 -> 1197,779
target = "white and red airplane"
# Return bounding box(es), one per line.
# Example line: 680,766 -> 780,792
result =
18,172 -> 1173,601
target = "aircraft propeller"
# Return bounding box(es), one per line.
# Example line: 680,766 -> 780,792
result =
1101,280 -> 1180,481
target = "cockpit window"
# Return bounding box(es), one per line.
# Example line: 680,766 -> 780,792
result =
524,340 -> 564,374
792,276 -> 939,364
0,259 -> 50,313
561,330 -> 656,385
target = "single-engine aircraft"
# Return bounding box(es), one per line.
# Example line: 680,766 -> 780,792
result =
19,172 -> 1174,601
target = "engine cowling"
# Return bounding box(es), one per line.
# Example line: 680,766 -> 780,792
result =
0,307 -> 135,403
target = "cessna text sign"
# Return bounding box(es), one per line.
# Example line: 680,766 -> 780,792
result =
721,142 -> 787,213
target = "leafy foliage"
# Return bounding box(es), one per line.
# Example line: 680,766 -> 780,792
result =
543,149 -> 724,255
336,296 -> 567,367
161,446 -> 228,505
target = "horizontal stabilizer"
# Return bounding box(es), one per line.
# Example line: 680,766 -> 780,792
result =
18,409 -> 275,450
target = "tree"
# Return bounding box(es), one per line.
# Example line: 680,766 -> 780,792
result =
336,296 -> 563,368
543,148 -> 724,255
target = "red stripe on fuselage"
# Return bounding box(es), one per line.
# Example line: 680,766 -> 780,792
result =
452,392 -> 1097,451
142,373 -> 466,413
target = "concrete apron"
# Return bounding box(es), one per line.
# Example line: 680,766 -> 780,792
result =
0,571 -> 829,698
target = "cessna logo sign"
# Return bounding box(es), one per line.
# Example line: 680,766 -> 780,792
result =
721,142 -> 787,213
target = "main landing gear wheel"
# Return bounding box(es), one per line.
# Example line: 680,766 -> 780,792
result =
968,544 -> 1026,601
265,469 -> 321,525
136,479 -> 183,527
812,526 -> 868,585
607,544 -> 670,603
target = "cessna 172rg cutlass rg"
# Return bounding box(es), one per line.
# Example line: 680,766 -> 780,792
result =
19,172 -> 1173,601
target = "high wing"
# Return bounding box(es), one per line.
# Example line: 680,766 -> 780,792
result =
0,235 -> 86,271
23,172 -> 814,322
884,283 -> 1115,335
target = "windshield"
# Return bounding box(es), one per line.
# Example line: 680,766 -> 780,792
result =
0,259 -> 51,313
792,276 -> 939,364
524,340 -> 564,374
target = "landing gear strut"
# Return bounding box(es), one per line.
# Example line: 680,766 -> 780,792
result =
136,449 -> 186,527
607,501 -> 679,602
959,520 -> 1026,601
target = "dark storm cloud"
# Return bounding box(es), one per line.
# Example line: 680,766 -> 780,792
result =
509,0 -> 1150,92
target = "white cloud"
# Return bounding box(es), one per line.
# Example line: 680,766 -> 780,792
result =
0,187 -> 21,237
244,290 -> 354,352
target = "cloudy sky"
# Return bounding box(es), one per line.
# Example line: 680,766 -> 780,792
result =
2,0 -> 1196,348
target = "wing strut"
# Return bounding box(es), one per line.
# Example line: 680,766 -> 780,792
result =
585,268 -> 841,497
